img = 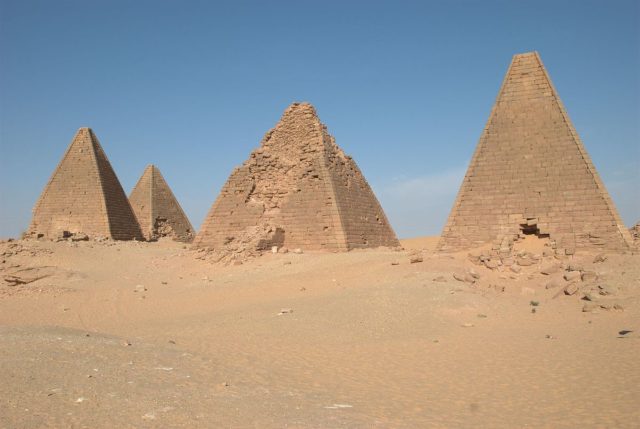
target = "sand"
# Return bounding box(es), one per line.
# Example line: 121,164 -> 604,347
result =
1,238 -> 639,428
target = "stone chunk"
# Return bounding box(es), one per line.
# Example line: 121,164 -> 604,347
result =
564,283 -> 580,296
563,271 -> 582,282
540,263 -> 560,275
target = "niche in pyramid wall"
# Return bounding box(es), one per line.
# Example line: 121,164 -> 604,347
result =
194,102 -> 400,252
437,52 -> 633,254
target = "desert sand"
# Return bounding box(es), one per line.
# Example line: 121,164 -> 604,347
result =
1,237 -> 639,428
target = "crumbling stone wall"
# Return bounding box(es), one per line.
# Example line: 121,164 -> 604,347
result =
28,128 -> 143,241
129,165 -> 194,242
438,52 -> 633,253
194,102 -> 399,252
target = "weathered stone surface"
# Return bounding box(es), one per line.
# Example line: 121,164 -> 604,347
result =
28,128 -> 143,241
540,263 -> 561,275
129,165 -> 194,242
581,270 -> 598,282
194,103 -> 399,254
437,52 -> 633,253
564,271 -> 582,282
592,253 -> 607,263
564,283 -> 580,295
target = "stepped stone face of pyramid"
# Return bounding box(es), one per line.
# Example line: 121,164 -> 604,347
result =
438,52 -> 633,253
28,128 -> 143,240
194,102 -> 399,253
129,165 -> 194,242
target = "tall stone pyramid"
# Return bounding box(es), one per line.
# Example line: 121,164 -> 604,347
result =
129,165 -> 194,242
438,52 -> 633,253
29,128 -> 143,240
194,102 -> 399,252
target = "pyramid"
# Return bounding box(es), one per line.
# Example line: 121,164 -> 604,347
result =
129,165 -> 194,242
29,128 -> 143,240
194,102 -> 399,252
438,52 -> 633,253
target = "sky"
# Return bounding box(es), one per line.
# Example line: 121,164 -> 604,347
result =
0,0 -> 638,239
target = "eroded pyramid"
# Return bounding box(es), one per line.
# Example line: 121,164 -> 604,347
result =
194,102 -> 399,253
438,52 -> 633,253
129,165 -> 194,242
29,128 -> 143,240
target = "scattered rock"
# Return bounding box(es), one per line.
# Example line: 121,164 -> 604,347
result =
563,271 -> 581,282
613,303 -> 624,311
510,265 -> 522,274
134,285 -> 147,293
516,257 -> 536,267
279,247 -> 289,254
545,279 -> 562,289
564,283 -> 580,296
567,263 -> 584,272
293,248 -> 303,254
452,273 -> 466,283
463,273 -> 477,284
409,255 -> 423,264
271,246 -> 278,254
540,263 -> 560,275
461,323 -> 475,328
581,271 -> 598,282
467,268 -> 480,279
582,303 -> 599,313
598,284 -> 617,296
390,261 -> 400,266
432,275 -> 447,282
581,292 -> 598,302
277,308 -> 293,316
484,259 -> 500,270
592,253 -> 607,263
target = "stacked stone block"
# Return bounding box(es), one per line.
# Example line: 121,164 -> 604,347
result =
129,165 -> 194,242
29,128 -> 143,240
438,52 -> 633,253
194,102 -> 399,251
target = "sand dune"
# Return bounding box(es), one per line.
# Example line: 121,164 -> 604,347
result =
1,238 -> 639,428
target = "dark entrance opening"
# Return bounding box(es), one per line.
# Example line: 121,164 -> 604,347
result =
519,223 -> 549,238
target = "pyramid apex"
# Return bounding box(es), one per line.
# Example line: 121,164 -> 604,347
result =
284,101 -> 317,115
512,51 -> 539,59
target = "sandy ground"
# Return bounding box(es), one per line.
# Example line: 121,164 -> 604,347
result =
1,237 -> 639,428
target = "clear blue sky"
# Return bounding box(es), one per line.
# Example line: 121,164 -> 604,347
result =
1,0 -> 638,239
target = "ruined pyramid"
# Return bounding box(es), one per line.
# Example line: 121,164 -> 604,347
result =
438,52 -> 633,253
129,165 -> 194,242
29,128 -> 143,240
194,102 -> 399,254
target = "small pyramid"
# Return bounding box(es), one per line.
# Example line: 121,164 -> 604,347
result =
29,128 -> 143,240
194,102 -> 399,252
438,52 -> 633,253
129,165 -> 194,242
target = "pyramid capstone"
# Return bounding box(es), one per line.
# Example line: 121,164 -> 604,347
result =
438,52 -> 633,253
194,102 -> 399,256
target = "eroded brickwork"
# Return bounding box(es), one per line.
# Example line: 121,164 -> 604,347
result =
129,165 -> 194,242
194,102 -> 399,252
438,52 -> 633,253
29,128 -> 143,240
